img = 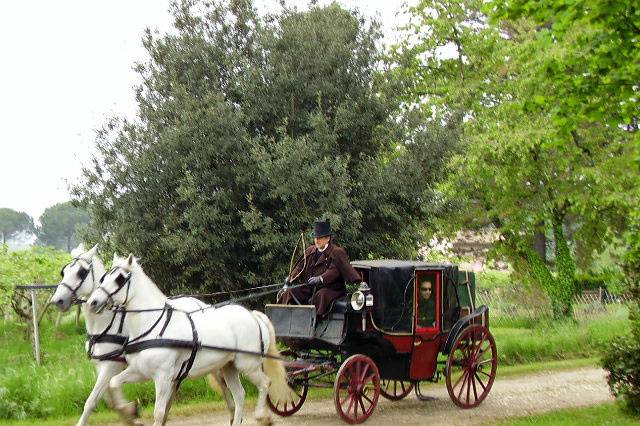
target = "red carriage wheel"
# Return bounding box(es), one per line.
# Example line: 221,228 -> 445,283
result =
446,324 -> 497,409
380,379 -> 414,401
267,350 -> 308,417
266,376 -> 308,416
334,354 -> 381,424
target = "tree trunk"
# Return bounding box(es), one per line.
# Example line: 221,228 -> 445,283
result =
551,211 -> 576,319
533,228 -> 546,264
67,235 -> 71,253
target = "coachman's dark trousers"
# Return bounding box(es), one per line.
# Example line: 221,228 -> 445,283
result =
279,285 -> 345,316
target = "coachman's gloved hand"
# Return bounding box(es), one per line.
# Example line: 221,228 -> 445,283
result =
307,276 -> 322,286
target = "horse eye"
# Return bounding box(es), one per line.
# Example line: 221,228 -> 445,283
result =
60,267 -> 65,277
99,273 -> 107,284
115,273 -> 128,286
77,267 -> 89,280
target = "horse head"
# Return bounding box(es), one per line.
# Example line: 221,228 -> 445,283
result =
51,244 -> 103,311
88,253 -> 140,313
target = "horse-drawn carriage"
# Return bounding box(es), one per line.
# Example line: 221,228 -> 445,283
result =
265,260 -> 498,424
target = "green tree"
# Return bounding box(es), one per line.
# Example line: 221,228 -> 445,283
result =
74,0 -> 449,295
37,202 -> 90,252
391,0 -> 637,318
0,208 -> 34,245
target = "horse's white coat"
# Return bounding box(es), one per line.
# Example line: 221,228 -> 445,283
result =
50,246 -> 140,426
87,254 -> 294,426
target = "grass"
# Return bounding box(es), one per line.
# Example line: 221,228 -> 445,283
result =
490,403 -> 640,426
0,358 -> 605,426
0,310 -> 630,422
493,308 -> 630,366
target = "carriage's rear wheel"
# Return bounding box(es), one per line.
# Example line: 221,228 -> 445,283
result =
267,351 -> 308,417
446,324 -> 497,409
334,354 -> 381,424
380,379 -> 414,401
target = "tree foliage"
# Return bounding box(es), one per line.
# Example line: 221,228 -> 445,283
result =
74,0 -> 452,294
0,209 -> 34,245
36,202 -> 89,252
0,245 -> 70,326
390,0 -> 637,317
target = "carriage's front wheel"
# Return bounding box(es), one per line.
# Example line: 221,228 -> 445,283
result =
267,351 -> 308,417
266,376 -> 308,416
334,354 -> 380,424
446,324 -> 497,408
380,379 -> 414,401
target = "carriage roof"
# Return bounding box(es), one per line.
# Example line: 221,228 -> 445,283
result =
351,259 -> 475,333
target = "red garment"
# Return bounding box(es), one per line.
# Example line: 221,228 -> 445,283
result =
279,241 -> 361,315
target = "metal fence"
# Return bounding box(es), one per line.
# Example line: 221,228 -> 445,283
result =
476,287 -> 633,326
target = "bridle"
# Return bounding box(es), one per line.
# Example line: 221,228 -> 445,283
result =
59,258 -> 95,304
95,266 -> 132,312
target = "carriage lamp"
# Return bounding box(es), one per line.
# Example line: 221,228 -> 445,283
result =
351,282 -> 372,311
350,291 -> 366,311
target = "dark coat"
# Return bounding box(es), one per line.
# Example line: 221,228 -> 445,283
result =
280,241 -> 361,315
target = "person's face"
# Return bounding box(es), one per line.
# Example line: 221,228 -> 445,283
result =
314,236 -> 330,249
420,281 -> 433,300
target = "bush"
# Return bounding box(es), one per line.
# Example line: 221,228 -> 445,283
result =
601,332 -> 640,415
602,208 -> 640,415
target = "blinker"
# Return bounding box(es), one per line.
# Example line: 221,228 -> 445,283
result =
77,267 -> 89,280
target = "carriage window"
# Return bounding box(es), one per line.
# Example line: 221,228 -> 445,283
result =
417,276 -> 436,328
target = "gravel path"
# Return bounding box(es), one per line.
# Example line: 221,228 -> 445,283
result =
158,367 -> 612,426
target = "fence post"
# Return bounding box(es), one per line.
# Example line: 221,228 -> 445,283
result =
30,290 -> 41,366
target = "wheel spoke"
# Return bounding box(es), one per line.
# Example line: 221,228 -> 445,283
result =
452,368 -> 467,390
360,363 -> 371,383
475,372 -> 487,391
471,373 -> 478,402
478,358 -> 493,365
456,370 -> 469,400
362,391 -> 374,405
358,394 -> 367,414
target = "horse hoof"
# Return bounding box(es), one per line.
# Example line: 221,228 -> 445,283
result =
257,416 -> 273,426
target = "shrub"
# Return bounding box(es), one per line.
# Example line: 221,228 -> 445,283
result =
601,331 -> 640,415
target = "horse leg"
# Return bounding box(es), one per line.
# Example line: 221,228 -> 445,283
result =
152,375 -> 177,426
109,366 -> 147,418
243,367 -> 273,426
105,374 -> 142,426
222,364 -> 245,426
208,371 -> 235,424
76,362 -> 122,426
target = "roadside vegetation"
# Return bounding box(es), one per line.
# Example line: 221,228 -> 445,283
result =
492,403 -> 639,426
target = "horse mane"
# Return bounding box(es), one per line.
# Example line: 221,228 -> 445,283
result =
113,255 -> 167,302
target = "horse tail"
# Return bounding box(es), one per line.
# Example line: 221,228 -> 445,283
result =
251,310 -> 296,404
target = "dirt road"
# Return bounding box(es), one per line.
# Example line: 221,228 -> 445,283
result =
159,367 -> 612,425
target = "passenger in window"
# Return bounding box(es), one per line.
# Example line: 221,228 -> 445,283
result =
418,279 -> 436,328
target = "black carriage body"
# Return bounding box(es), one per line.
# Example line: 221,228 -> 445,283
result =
266,260 -> 485,381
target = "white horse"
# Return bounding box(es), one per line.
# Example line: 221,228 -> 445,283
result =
50,245 -> 141,426
86,254 -> 294,426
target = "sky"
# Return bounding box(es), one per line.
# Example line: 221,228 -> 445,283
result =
0,0 -> 409,221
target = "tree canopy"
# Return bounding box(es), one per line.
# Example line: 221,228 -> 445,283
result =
0,208 -> 34,245
37,202 -> 90,252
74,0 -> 453,294
390,0 -> 637,317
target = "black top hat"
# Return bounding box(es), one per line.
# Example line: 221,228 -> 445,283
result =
311,218 -> 334,238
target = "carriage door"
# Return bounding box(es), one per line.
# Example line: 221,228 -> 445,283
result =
410,270 -> 440,380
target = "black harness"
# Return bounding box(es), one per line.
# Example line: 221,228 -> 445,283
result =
59,258 -> 95,304
59,259 -> 128,362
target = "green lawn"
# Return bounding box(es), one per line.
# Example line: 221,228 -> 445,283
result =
0,310 -> 630,423
490,403 -> 640,426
